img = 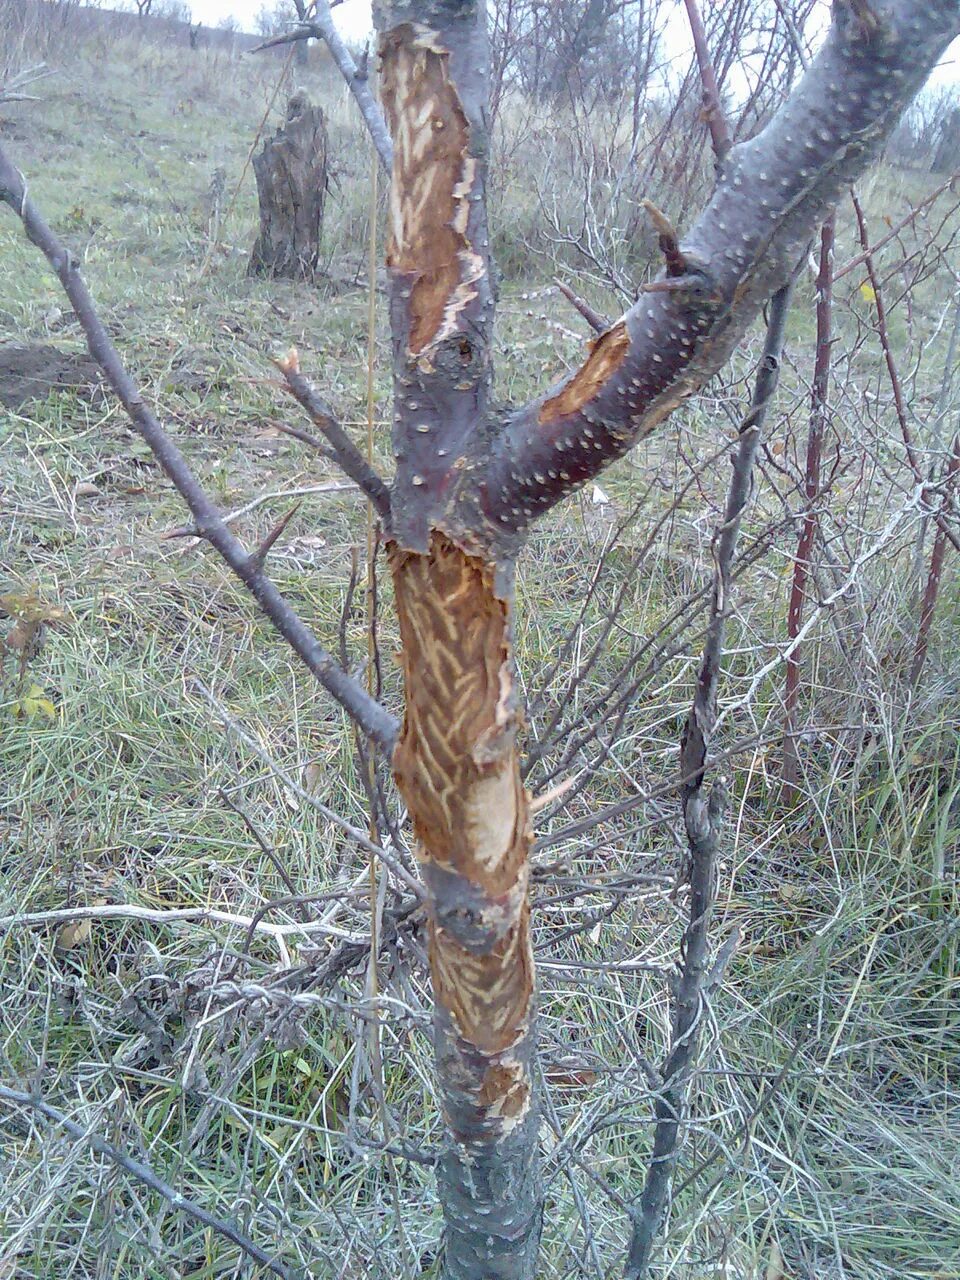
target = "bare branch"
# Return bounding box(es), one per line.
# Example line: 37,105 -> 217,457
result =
554,278 -> 610,334
0,1084 -> 295,1280
252,1 -> 392,173
0,143 -> 399,753
626,280 -> 795,1278
464,1 -> 960,543
276,349 -> 392,520
681,0 -> 733,163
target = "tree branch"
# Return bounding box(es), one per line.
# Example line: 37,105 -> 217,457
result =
682,0 -> 732,163
0,144 -> 399,753
463,0 -> 960,545
0,1084 -> 294,1280
252,1 -> 393,173
275,349 -> 392,521
625,280 -> 795,1278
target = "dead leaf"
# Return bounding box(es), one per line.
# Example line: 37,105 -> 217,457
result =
12,683 -> 57,720
55,917 -> 92,950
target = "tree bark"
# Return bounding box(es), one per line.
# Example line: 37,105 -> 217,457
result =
375,7 -> 541,1275
249,92 -> 327,280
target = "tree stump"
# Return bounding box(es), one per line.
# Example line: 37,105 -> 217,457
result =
248,91 -> 327,280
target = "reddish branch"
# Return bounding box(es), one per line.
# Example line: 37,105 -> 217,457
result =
682,0 -> 733,162
0,147 -> 399,753
911,434 -> 960,686
782,217 -> 834,802
834,168 -> 960,281
851,192 -> 960,556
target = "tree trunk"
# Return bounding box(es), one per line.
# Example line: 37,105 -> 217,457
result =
248,92 -> 327,281
390,536 -> 541,1278
376,7 -> 541,1274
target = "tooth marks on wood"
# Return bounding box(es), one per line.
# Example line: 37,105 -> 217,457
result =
379,23 -> 485,356
431,909 -> 534,1054
539,321 -> 630,425
390,532 -> 530,897
390,531 -> 534,1052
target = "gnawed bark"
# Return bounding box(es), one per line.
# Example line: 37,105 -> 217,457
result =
455,0 -> 960,548
390,533 -> 540,1278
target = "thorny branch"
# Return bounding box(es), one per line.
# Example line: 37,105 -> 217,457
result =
0,143 -> 400,753
626,281 -> 795,1278
275,348 -> 392,520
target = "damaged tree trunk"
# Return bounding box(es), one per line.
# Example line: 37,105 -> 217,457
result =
249,91 -> 327,280
368,3 -> 960,1277
377,8 -> 541,1274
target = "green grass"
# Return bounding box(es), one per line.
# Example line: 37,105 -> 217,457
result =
1,17 -> 959,1280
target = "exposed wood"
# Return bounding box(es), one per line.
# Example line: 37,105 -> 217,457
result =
389,533 -> 541,1280
454,1 -> 960,548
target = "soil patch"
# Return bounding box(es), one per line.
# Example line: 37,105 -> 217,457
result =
0,342 -> 105,409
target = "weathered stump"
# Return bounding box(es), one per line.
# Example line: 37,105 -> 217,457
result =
248,91 -> 327,280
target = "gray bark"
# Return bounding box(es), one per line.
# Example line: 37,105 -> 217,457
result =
249,91 -> 327,280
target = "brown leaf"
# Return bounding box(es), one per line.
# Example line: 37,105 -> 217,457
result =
55,917 -> 92,951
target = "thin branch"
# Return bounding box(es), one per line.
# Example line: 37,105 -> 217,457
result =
681,0 -> 733,163
161,481 -> 356,541
554,278 -> 610,334
783,216 -> 834,801
251,1 -> 392,173
276,349 -> 392,520
910,433 -> 960,686
0,143 -> 399,753
0,902 -> 364,946
851,190 -> 960,555
834,168 -> 960,281
626,281 -> 795,1279
190,678 -> 425,901
0,1084 -> 294,1279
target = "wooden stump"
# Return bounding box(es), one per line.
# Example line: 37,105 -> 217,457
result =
248,91 -> 327,281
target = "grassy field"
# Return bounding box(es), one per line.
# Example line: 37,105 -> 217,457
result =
1,18 -> 959,1280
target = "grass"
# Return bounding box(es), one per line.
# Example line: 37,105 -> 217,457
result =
1,15 -> 959,1280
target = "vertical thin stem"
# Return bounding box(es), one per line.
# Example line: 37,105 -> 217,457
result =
626,281 -> 794,1279
682,0 -> 732,163
910,434 -> 960,687
782,216 -> 833,802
